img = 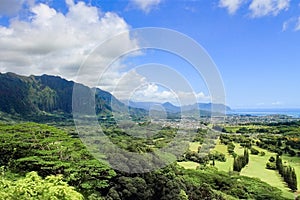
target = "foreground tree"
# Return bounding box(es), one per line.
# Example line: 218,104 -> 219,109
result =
275,155 -> 298,191
0,171 -> 83,200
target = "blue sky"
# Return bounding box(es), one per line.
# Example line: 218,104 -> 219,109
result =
0,0 -> 300,108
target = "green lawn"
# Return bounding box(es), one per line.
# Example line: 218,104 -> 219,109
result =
213,140 -> 234,171
189,142 -> 201,152
233,142 -> 244,154
241,149 -> 294,199
213,141 -> 295,199
224,125 -> 270,133
178,141 -> 201,170
180,139 -> 299,199
212,141 -> 244,172
177,161 -> 200,169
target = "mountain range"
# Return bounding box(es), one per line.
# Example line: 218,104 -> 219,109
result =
0,72 -> 231,121
0,72 -> 144,122
125,101 -> 231,114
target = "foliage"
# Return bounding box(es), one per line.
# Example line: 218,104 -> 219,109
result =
0,73 -> 147,122
209,151 -> 226,162
0,123 -> 116,196
0,171 -> 83,200
250,147 -> 260,155
182,168 -> 286,200
266,162 -> 277,170
0,120 -> 297,200
276,155 -> 298,191
233,148 -> 249,172
227,142 -> 235,155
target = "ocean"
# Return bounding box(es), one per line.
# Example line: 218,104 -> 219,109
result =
228,108 -> 300,118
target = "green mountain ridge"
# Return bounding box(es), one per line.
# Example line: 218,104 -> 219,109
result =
0,72 -> 145,121
0,72 -> 230,122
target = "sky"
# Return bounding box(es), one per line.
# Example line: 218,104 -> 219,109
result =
0,0 -> 300,109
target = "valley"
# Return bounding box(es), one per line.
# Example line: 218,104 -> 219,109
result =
0,72 -> 299,199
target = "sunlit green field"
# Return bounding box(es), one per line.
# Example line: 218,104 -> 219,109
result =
189,142 -> 201,152
213,141 -> 296,199
212,140 -> 234,171
177,142 -> 202,169
178,138 -> 299,199
241,147 -> 294,199
177,161 -> 200,169
223,125 -> 270,133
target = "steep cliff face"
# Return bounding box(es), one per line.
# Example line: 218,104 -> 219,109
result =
0,72 -> 121,116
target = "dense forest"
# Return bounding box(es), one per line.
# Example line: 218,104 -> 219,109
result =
0,122 -> 296,199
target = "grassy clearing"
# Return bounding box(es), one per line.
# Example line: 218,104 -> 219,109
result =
240,148 -> 294,199
233,142 -> 244,155
213,141 -> 295,199
189,142 -> 201,152
213,140 -> 233,171
224,125 -> 270,133
177,142 -> 201,170
177,161 -> 200,169
213,141 -> 244,171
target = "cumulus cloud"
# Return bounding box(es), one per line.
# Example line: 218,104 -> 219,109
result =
219,0 -> 290,17
0,0 -> 209,104
102,69 -> 146,99
281,16 -> 300,31
219,0 -> 245,14
249,0 -> 290,17
101,63 -> 211,105
0,1 -> 140,88
132,84 -> 210,105
115,81 -> 210,106
130,0 -> 162,13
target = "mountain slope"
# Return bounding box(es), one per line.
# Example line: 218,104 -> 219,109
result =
0,72 -> 145,120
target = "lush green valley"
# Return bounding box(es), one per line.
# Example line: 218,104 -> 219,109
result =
0,73 -> 299,199
0,121 -> 298,199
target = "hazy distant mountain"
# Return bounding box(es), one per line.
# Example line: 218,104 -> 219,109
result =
182,103 -> 231,113
125,101 -> 180,113
126,101 -> 231,114
162,102 -> 181,113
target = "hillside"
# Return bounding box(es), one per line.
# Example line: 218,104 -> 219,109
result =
0,72 -> 145,122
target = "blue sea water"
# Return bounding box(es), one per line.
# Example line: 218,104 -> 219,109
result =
228,108 -> 300,118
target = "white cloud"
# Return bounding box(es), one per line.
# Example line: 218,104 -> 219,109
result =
131,83 -> 176,103
130,0 -> 162,13
295,17 -> 300,31
115,80 -> 210,106
104,69 -> 147,100
219,0 -> 291,18
249,0 -> 290,17
282,16 -> 300,31
219,0 -> 245,14
0,1 -> 139,88
101,65 -> 211,105
282,18 -> 291,31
